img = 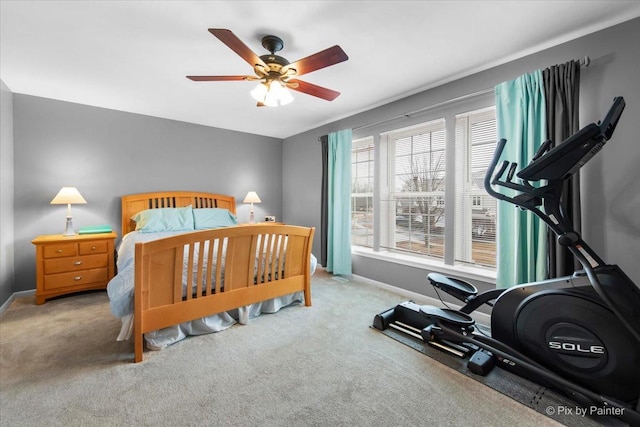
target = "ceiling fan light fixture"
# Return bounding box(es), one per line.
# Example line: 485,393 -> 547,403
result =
270,81 -> 294,106
262,89 -> 279,107
251,80 -> 294,107
250,82 -> 269,103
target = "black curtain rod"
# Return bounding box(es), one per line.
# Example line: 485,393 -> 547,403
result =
351,87 -> 494,132
331,56 -> 591,135
578,55 -> 591,67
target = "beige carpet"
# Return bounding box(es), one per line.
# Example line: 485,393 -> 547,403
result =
1,269 -> 562,427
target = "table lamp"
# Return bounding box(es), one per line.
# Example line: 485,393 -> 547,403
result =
50,187 -> 87,236
243,191 -> 261,223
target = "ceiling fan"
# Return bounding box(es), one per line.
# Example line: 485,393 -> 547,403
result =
187,29 -> 348,107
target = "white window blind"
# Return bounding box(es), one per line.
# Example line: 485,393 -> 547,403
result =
455,108 -> 497,267
387,119 -> 446,258
351,137 -> 374,247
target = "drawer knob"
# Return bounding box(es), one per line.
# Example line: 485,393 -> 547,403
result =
57,249 -> 63,253
74,261 -> 83,266
74,276 -> 82,281
91,246 -> 96,250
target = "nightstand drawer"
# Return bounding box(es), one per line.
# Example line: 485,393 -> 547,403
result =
79,241 -> 108,255
43,243 -> 78,259
44,253 -> 108,274
43,268 -> 109,290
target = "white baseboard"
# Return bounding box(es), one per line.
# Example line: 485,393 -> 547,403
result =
0,290 -> 35,316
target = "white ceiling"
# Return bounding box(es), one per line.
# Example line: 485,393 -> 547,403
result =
2,1 -> 640,139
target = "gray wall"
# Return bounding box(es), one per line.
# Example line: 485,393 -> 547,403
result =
4,18 -> 639,307
1,80 -> 15,305
11,96 -> 283,294
283,18 -> 640,299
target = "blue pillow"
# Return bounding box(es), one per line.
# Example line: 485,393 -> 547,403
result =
193,208 -> 238,230
132,206 -> 194,233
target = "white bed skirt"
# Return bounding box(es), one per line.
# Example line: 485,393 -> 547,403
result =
116,291 -> 305,350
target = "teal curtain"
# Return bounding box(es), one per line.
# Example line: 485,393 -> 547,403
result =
494,71 -> 547,288
326,129 -> 352,275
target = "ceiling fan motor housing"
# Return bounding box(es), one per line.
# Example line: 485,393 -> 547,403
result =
261,35 -> 284,54
259,54 -> 290,72
258,35 -> 295,76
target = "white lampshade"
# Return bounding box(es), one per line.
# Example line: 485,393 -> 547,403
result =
243,191 -> 261,224
50,187 -> 87,205
250,83 -> 269,103
50,187 -> 87,236
243,191 -> 262,204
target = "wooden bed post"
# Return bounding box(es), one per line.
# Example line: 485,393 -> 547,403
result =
134,243 -> 144,363
304,227 -> 315,307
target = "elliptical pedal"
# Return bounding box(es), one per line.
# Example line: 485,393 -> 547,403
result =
388,319 -> 471,358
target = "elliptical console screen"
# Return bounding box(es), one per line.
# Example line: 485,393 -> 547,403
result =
518,97 -> 625,182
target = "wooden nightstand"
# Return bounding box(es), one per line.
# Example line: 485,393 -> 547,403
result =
32,232 -> 117,304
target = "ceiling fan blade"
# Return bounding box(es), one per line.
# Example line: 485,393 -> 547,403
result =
287,79 -> 341,101
186,75 -> 255,81
208,28 -> 267,68
286,45 -> 348,77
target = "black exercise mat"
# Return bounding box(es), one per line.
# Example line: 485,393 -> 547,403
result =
376,325 -> 628,427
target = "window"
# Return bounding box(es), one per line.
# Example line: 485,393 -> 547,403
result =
351,137 -> 374,247
388,119 -> 446,258
455,108 -> 497,267
351,107 -> 497,269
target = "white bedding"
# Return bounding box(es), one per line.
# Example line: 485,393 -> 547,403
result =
107,230 -> 317,350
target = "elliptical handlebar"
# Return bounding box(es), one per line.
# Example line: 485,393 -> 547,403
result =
483,138 -> 546,216
484,97 -> 627,236
483,96 -> 640,343
484,138 -> 509,202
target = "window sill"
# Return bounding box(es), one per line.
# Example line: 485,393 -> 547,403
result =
351,246 -> 497,284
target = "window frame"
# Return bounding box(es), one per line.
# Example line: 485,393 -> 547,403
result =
384,118 -> 447,260
454,107 -> 498,267
350,98 -> 498,279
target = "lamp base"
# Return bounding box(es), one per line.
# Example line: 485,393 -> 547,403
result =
249,211 -> 255,224
63,216 -> 75,236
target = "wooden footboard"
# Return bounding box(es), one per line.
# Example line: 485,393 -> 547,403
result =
133,224 -> 315,362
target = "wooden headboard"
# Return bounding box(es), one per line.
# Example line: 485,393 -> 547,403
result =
121,191 -> 236,235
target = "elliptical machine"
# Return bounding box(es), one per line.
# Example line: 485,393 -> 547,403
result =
373,97 -> 640,424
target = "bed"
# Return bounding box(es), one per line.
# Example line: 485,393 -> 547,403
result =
107,191 -> 316,362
